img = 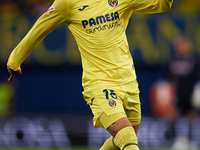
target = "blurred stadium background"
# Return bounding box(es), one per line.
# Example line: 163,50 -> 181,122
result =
0,0 -> 200,149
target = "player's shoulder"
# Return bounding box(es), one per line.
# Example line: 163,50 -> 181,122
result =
52,0 -> 73,13
53,0 -> 84,10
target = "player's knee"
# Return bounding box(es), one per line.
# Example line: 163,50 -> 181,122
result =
106,116 -> 132,137
113,126 -> 139,150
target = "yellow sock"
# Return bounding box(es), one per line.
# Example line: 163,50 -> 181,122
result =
114,126 -> 139,150
99,136 -> 119,150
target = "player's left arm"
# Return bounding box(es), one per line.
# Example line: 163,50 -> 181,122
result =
131,0 -> 173,14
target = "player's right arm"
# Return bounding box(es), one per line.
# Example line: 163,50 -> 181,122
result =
7,0 -> 70,80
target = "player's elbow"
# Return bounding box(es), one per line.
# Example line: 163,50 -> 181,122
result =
154,0 -> 173,13
161,0 -> 173,12
164,2 -> 173,12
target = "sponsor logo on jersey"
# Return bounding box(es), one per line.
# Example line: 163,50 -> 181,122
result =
108,0 -> 118,7
82,12 -> 119,28
109,100 -> 117,107
78,5 -> 89,11
45,5 -> 55,14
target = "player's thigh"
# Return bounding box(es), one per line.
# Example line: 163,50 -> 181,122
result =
124,91 -> 141,129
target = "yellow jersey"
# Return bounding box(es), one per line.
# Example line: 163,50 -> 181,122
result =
7,0 -> 173,87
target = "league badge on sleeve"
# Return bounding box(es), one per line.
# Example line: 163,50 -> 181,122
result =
45,5 -> 55,14
108,0 -> 118,7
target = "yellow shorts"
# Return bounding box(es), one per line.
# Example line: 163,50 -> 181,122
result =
82,79 -> 141,128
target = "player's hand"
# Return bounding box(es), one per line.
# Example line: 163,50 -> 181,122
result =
7,66 -> 22,81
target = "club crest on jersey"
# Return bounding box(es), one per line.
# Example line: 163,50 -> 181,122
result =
45,5 -> 55,14
108,0 -> 118,7
109,100 -> 117,107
